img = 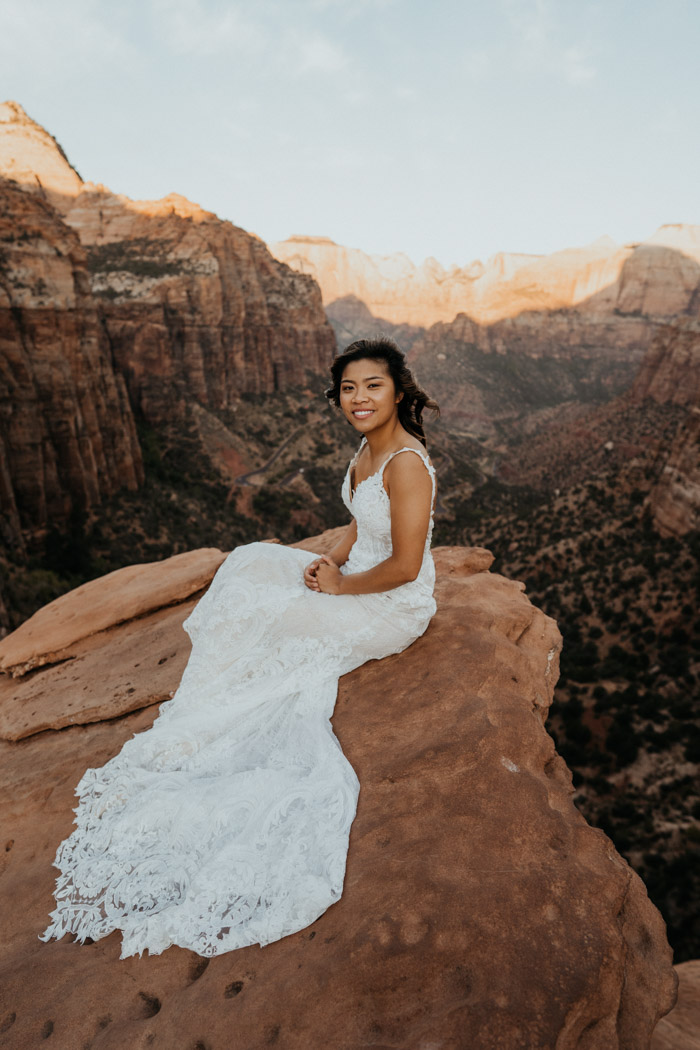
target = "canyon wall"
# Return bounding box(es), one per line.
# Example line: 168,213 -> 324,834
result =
632,319 -> 700,537
0,178 -> 143,547
271,228 -> 700,328
274,230 -> 700,439
0,102 -> 336,543
631,318 -> 700,407
406,309 -> 650,436
649,407 -> 700,538
62,188 -> 335,426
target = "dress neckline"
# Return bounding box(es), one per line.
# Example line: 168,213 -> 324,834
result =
348,438 -> 433,503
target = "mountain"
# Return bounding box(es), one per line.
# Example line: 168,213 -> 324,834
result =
0,100 -> 82,206
0,102 -> 335,572
270,233 -> 547,327
270,227 -> 700,328
489,316 -> 700,536
648,406 -> 700,537
323,293 -> 426,352
407,307 -> 652,437
631,316 -> 700,406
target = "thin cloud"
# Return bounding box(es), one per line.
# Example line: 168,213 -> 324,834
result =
304,0 -> 398,12
152,0 -> 267,57
151,2 -> 348,75
503,0 -> 598,84
463,49 -> 491,83
342,88 -> 372,106
393,85 -> 418,101
289,30 -> 349,74
561,44 -> 596,84
0,0 -> 134,74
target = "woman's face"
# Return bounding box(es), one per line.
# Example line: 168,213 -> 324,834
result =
339,357 -> 402,434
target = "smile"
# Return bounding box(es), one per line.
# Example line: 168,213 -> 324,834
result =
352,409 -> 374,418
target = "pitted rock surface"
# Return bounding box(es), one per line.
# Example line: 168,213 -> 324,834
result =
0,537 -> 677,1049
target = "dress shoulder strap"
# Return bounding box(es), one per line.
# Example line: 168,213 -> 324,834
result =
349,436 -> 367,470
380,446 -> 436,499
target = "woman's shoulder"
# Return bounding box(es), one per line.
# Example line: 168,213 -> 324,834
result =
388,431 -> 432,463
383,443 -> 434,485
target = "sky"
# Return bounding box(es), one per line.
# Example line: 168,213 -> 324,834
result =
1,0 -> 699,267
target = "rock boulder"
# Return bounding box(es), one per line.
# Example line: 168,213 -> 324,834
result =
0,537 -> 677,1048
0,548 -> 227,677
651,960 -> 700,1050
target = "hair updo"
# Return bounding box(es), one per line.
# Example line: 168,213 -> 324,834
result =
325,336 -> 439,447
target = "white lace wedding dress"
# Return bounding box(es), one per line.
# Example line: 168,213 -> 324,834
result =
40,439 -> 437,958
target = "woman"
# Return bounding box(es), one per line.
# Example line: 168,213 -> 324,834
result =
40,336 -> 440,959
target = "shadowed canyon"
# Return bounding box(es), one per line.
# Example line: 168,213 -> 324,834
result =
1,100 -> 699,1048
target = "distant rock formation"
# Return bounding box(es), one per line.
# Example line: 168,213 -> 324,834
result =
631,318 -> 700,407
473,313 -> 700,537
0,536 -> 677,1047
0,102 -> 336,542
632,319 -> 700,536
406,308 -> 650,436
324,293 -> 426,352
273,230 -> 700,438
649,407 -> 700,537
0,100 -> 82,206
60,186 -> 334,426
0,178 -> 143,549
270,227 -> 700,327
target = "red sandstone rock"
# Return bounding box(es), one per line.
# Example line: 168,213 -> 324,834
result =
631,318 -> 700,408
0,597 -> 199,740
0,101 -> 83,207
651,960 -> 700,1050
430,544 -> 494,575
648,407 -> 700,538
0,178 -> 144,547
630,319 -> 700,537
0,538 -> 677,1049
0,101 -> 336,544
0,548 -> 226,677
290,525 -> 349,553
60,184 -> 336,428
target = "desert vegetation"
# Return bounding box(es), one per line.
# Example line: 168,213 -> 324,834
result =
436,447 -> 700,961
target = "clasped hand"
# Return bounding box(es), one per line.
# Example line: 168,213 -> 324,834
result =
303,554 -> 343,594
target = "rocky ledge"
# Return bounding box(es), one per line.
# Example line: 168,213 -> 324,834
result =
651,959 -> 700,1050
0,535 -> 677,1049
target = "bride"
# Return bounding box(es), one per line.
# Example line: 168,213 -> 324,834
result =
40,336 -> 440,959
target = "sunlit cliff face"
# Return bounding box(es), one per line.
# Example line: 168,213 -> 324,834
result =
270,227 -> 700,327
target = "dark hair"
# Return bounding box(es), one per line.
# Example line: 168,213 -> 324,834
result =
325,336 -> 439,447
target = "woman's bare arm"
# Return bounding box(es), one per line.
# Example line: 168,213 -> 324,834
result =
315,453 -> 432,595
328,518 -> 358,566
304,519 -> 358,590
